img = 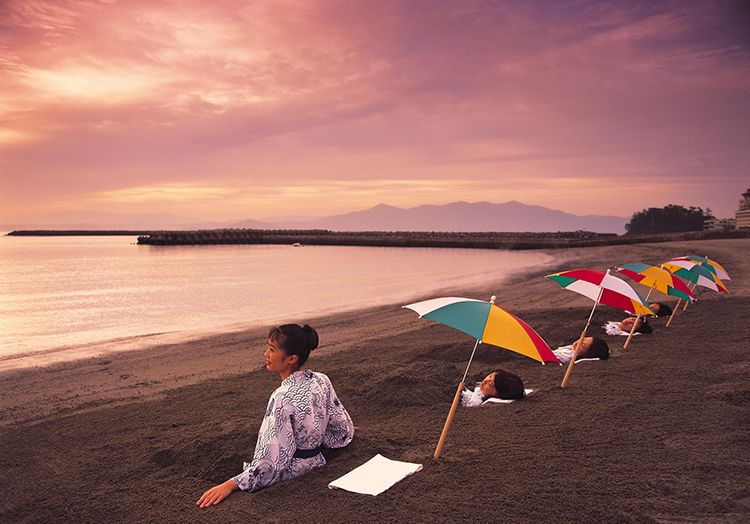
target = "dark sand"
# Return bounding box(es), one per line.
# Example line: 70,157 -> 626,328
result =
1,239 -> 749,523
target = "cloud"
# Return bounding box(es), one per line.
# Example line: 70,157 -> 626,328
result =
1,0 -> 748,219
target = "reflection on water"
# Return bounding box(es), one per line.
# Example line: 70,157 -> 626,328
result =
0,235 -> 553,365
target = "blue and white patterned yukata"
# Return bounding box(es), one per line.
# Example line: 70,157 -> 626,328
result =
460,383 -> 486,407
231,369 -> 354,492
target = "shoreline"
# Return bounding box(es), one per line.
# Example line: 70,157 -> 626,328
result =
2,238 -> 746,427
1,238 -> 748,523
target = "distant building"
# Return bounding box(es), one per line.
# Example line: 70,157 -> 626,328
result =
736,188 -> 750,229
704,218 -> 735,230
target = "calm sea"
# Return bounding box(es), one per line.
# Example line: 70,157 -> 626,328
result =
0,234 -> 554,369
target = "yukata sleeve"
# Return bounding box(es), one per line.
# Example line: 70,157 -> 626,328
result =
321,377 -> 354,449
461,385 -> 484,407
231,395 -> 297,492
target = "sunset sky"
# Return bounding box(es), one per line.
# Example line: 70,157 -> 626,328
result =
1,0 -> 748,222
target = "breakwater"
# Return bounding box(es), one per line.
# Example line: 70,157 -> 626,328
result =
7,228 -> 746,249
134,228 -> 747,249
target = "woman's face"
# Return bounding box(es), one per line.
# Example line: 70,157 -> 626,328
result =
649,303 -> 661,315
264,337 -> 295,375
578,337 -> 594,357
480,372 -> 498,397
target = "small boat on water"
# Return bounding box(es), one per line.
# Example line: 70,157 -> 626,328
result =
292,242 -> 302,247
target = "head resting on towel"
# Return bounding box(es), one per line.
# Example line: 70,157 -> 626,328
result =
490,368 -> 526,400
582,337 -> 609,360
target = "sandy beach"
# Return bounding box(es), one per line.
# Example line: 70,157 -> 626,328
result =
1,238 -> 748,523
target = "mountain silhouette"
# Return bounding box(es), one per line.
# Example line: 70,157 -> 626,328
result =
3,201 -> 628,234
277,201 -> 627,234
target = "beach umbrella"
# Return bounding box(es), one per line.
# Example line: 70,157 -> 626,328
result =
615,263 -> 695,348
546,268 -> 654,387
403,296 -> 558,458
675,256 -> 731,281
662,259 -> 728,325
663,259 -> 728,293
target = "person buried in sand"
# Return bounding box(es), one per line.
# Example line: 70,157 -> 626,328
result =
552,337 -> 609,365
605,302 -> 672,336
197,324 -> 355,508
461,368 -> 526,407
605,315 -> 653,335
648,302 -> 672,317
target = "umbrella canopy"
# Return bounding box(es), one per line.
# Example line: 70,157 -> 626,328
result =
546,268 -> 655,316
675,256 -> 731,281
662,260 -> 728,293
615,263 -> 695,302
403,295 -> 557,458
403,296 -> 559,363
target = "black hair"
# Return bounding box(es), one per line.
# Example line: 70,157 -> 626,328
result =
654,302 -> 672,317
268,324 -> 319,367
583,337 -> 609,360
491,368 -> 526,400
635,319 -> 653,334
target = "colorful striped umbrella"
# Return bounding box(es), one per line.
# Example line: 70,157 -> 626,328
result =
546,268 -> 654,387
662,260 -> 728,293
661,258 -> 728,325
403,296 -> 558,364
675,256 -> 731,281
546,268 -> 655,316
614,263 -> 695,347
404,296 -> 557,458
615,263 -> 695,303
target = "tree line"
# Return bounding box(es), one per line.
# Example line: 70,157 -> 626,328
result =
625,205 -> 713,235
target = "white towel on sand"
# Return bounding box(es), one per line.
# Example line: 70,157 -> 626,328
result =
328,454 -> 423,496
482,389 -> 534,405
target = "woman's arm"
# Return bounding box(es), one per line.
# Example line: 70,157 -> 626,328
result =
231,395 -> 297,492
322,378 -> 355,448
196,479 -> 239,508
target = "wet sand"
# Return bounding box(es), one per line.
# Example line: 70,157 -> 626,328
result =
1,238 -> 748,523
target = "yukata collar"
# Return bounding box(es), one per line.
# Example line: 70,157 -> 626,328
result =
282,368 -> 311,385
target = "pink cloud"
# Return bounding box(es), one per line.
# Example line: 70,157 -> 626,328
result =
1,0 -> 748,220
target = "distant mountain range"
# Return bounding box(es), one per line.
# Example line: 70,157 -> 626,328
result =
2,201 -> 629,234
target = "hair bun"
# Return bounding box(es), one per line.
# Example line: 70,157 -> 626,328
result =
303,324 -> 319,351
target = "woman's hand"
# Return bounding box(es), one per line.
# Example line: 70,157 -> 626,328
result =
196,479 -> 240,508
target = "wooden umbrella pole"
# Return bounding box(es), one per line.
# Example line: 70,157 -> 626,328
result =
683,281 -> 697,311
561,288 -> 602,388
561,329 -> 586,388
623,313 -> 641,349
434,381 -> 464,459
625,286 -> 653,349
667,298 -> 681,327
434,338 -> 481,459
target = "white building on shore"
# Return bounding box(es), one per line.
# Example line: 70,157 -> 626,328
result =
736,188 -> 750,229
704,218 -> 736,230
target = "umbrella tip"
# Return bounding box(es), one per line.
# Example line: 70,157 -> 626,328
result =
490,295 -> 496,304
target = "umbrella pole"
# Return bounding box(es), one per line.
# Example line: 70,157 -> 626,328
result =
667,299 -> 681,327
434,339 -> 480,459
624,287 -> 653,349
561,328 -> 588,388
561,292 -> 601,388
434,381 -> 464,459
622,314 -> 641,349
683,280 -> 698,311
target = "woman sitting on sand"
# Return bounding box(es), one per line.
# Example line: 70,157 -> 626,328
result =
552,337 -> 609,364
197,324 -> 354,508
461,368 -> 526,407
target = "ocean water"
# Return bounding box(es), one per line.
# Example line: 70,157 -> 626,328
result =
0,234 -> 554,369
